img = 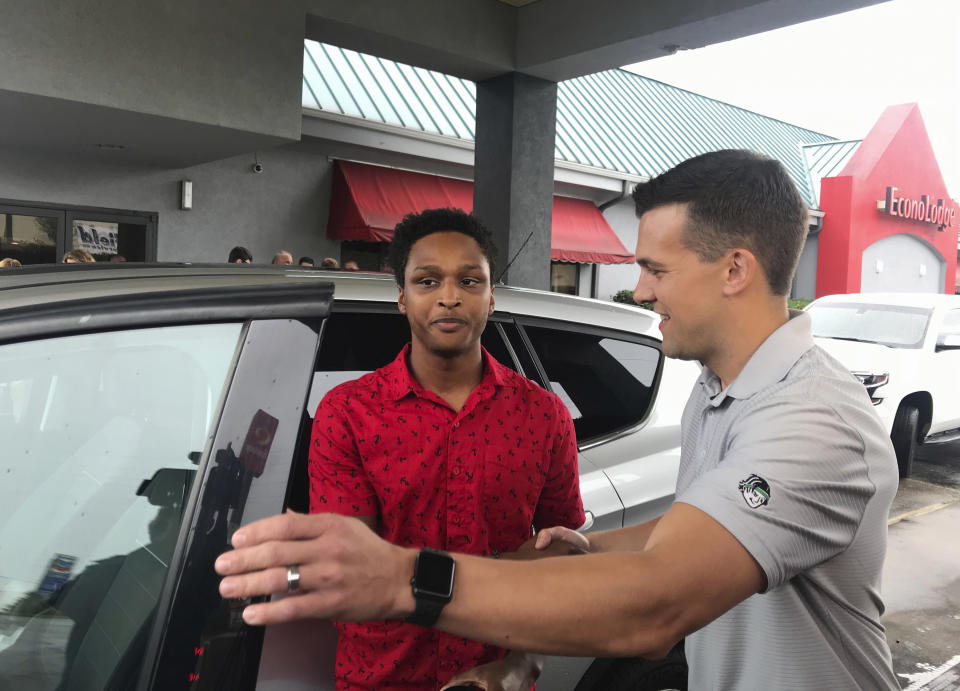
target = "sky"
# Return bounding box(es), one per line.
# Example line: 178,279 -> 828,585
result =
624,0 -> 960,198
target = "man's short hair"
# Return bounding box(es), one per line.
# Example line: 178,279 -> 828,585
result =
631,149 -> 808,296
319,257 -> 338,269
228,246 -> 253,263
0,258 -> 22,268
62,249 -> 95,263
300,256 -> 316,266
272,251 -> 293,265
387,208 -> 497,287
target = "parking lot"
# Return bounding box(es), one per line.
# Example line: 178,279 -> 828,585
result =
885,439 -> 960,690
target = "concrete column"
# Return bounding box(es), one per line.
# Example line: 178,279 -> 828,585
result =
474,73 -> 557,290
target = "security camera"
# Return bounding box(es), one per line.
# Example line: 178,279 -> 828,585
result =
252,162 -> 264,174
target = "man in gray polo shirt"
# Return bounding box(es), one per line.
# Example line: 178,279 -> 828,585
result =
216,150 -> 900,690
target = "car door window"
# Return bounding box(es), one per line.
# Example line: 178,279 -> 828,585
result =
0,323 -> 242,691
520,323 -> 662,444
942,308 -> 960,333
306,311 -> 517,417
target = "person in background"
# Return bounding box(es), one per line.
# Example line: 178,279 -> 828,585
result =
272,251 -> 293,265
62,249 -> 95,264
320,257 -> 339,270
0,258 -> 22,268
343,260 -> 360,271
228,246 -> 253,264
299,256 -> 315,267
110,255 -> 127,262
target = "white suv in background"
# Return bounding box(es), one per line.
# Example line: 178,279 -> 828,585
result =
805,292 -> 960,477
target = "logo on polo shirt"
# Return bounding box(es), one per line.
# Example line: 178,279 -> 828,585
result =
738,474 -> 771,508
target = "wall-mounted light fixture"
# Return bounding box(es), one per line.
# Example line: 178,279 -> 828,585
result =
875,259 -> 884,274
180,180 -> 193,210
919,263 -> 927,277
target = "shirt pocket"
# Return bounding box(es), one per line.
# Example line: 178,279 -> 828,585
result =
481,443 -> 546,553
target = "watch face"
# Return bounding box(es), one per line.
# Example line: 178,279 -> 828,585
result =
415,549 -> 455,599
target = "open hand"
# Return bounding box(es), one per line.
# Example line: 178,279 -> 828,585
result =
215,512 -> 414,626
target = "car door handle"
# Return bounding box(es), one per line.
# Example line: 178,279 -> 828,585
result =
578,510 -> 595,532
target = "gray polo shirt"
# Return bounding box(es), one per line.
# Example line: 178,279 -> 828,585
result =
676,310 -> 899,690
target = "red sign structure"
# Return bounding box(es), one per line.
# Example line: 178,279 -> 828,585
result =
817,103 -> 959,297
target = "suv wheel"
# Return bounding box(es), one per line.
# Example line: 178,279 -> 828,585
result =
594,647 -> 688,691
891,404 -> 920,478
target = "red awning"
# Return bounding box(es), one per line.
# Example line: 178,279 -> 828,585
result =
328,161 -> 634,264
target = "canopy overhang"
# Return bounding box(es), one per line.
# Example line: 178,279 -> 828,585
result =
328,160 -> 634,264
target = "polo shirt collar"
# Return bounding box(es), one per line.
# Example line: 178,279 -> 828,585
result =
699,310 -> 815,406
382,343 -> 506,403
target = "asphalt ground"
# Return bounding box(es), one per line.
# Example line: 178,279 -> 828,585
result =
884,438 -> 960,690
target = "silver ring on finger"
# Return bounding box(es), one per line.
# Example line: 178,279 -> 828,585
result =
286,564 -> 301,593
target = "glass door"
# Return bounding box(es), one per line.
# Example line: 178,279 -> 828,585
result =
67,211 -> 156,263
0,205 -> 64,266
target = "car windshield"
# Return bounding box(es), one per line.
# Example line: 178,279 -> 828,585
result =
807,302 -> 932,348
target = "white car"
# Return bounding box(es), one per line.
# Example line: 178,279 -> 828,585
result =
0,264 -> 699,691
805,292 -> 960,477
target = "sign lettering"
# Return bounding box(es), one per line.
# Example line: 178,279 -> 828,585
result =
877,186 -> 956,231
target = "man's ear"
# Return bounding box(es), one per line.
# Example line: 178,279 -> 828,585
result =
721,249 -> 759,297
488,284 -> 495,315
397,285 -> 406,314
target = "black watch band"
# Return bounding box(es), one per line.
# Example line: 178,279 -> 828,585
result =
406,594 -> 448,627
405,548 -> 455,628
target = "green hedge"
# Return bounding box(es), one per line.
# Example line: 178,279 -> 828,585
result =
612,289 -> 653,311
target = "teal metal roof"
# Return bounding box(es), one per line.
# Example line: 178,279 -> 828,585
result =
303,40 -> 837,207
801,140 -> 861,206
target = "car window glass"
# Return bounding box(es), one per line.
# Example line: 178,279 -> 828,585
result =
808,302 -> 931,348
306,312 -> 517,417
942,308 -> 960,333
501,322 -> 545,387
0,323 -> 241,691
521,324 -> 661,444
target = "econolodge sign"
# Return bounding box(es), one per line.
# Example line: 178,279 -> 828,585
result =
877,186 -> 957,231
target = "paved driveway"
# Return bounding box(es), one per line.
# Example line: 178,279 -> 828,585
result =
884,440 -> 960,690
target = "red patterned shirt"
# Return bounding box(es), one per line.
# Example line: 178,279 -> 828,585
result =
309,344 -> 584,691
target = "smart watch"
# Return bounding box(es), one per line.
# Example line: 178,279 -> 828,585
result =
405,548 -> 455,627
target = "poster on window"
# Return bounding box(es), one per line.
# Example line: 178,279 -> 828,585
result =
73,221 -> 119,256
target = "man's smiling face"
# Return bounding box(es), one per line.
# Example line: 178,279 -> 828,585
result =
633,203 -> 727,364
398,231 -> 494,359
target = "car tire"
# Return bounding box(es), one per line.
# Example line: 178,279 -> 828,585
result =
891,404 -> 920,479
594,647 -> 688,691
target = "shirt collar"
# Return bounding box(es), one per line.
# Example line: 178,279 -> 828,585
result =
382,343 -> 506,403
699,310 -> 815,406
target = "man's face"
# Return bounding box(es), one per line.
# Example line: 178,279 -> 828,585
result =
273,252 -> 293,265
398,231 -> 494,359
633,203 -> 727,363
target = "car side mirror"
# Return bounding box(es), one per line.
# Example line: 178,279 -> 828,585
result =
935,333 -> 960,352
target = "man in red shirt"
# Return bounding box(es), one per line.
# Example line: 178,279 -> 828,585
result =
308,208 -> 584,690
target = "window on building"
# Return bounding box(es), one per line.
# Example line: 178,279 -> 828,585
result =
1,207 -> 60,265
550,262 -> 578,295
0,202 -> 156,265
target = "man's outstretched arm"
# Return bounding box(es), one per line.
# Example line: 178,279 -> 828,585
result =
215,502 -> 763,658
